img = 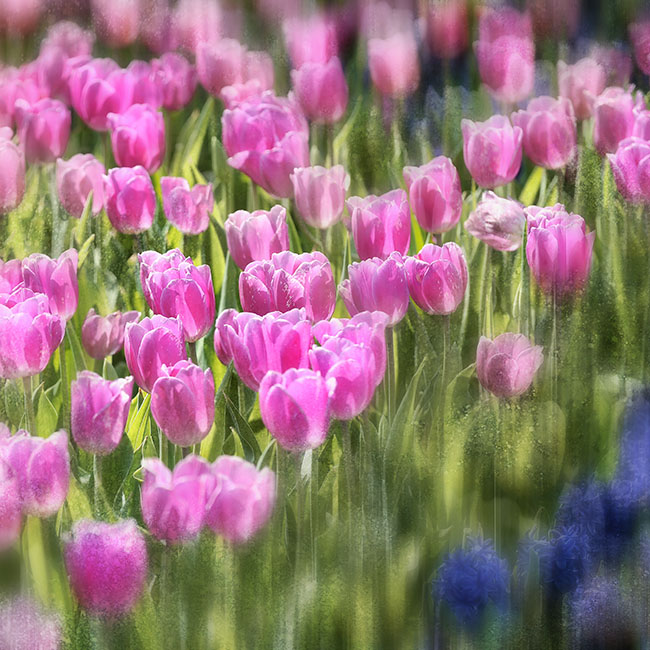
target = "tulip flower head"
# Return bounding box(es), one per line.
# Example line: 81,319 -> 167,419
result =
160,177 -> 214,235
290,165 -> 350,229
464,192 -> 526,252
56,154 -> 106,218
81,308 -> 141,359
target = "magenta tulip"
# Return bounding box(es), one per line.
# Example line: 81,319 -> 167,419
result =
56,154 -> 106,218
476,333 -> 544,398
22,249 -> 78,321
608,137 -> 650,203
14,98 -> 70,164
0,69 -> 42,129
0,597 -> 61,650
405,242 -> 469,316
425,0 -> 468,59
124,60 -> 163,109
557,58 -> 607,121
290,165 -> 350,229
138,249 -> 216,342
71,372 -> 134,455
403,156 -> 462,233
225,205 -> 290,270
591,46 -> 633,87
525,204 -> 595,297
214,308 -> 312,390
259,368 -> 334,452
346,189 -> 411,260
219,51 -> 275,108
291,57 -> 348,124
152,53 -> 197,112
222,92 -> 309,198
591,87 -> 644,155
465,192 -> 526,252
339,253 -> 409,326
151,361 -> 215,447
0,457 -> 21,551
630,20 -> 650,76
239,251 -> 336,322
0,258 -> 22,294
160,177 -> 213,235
461,115 -> 522,189
90,0 -> 140,47
205,455 -> 276,544
64,519 -> 148,616
283,13 -> 338,68
172,0 -> 222,54
0,130 -> 25,214
634,109 -> 650,140
41,21 -> 95,58
141,455 -> 214,544
512,96 -> 577,170
529,0 -> 580,40
368,30 -> 420,98
0,429 -> 69,518
81,308 -> 140,359
196,39 -> 247,97
104,166 -> 156,234
123,315 -> 187,393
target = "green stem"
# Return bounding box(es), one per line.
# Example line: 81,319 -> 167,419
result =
327,124 -> 335,166
439,315 -> 450,460
479,246 -> 491,337
386,327 -> 396,421
93,454 -> 103,517
94,357 -> 104,376
60,338 -> 70,432
22,376 -> 36,435
188,341 -> 198,365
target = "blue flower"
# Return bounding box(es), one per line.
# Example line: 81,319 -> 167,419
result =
600,479 -> 641,564
616,391 -> 650,503
538,526 -> 591,596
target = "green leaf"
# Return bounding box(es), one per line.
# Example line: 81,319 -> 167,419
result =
200,365 -> 231,461
74,192 -> 94,246
76,234 -> 95,270
171,96 -> 214,177
103,358 -> 119,380
66,474 -> 93,520
36,389 -> 58,436
519,166 -> 545,206
207,221 -> 226,298
126,393 -> 152,450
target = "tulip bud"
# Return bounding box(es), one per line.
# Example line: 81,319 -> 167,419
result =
21,249 -> 78,322
259,368 -> 334,451
0,457 -> 21,551
291,57 -> 348,124
0,429 -> 69,518
64,519 -> 148,616
0,597 -> 61,649
346,189 -> 411,260
225,205 -> 290,270
464,192 -> 526,252
196,39 -> 247,97
81,308 -> 141,360
71,372 -> 134,455
56,154 -> 106,218
512,96 -> 577,170
405,242 -> 468,316
124,315 -> 187,393
477,333 -> 543,398
425,0 -> 468,59
138,249 -> 216,342
591,87 -> 643,156
126,60 -> 163,109
14,98 -> 70,164
239,251 -> 336,322
403,156 -> 462,233
104,166 -> 156,234
608,137 -> 650,204
630,20 -> 650,76
219,50 -> 275,108
90,0 -> 140,47
151,361 -> 215,447
160,177 -> 213,235
141,455 -> 214,544
205,455 -> 276,543
525,204 -> 595,297
461,116 -> 522,189
290,165 -> 350,229
151,53 -> 197,112
283,13 -> 338,68
0,130 -> 25,214
557,58 -> 607,121
339,253 -> 409,326
368,30 -> 420,98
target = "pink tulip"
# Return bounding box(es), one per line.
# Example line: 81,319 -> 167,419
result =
0,258 -> 22,294
107,104 -> 165,173
123,315 -> 187,393
465,192 -> 526,252
528,0 -> 580,40
81,308 -> 141,359
0,292 -> 64,379
140,0 -> 178,55
239,251 -> 336,322
608,137 -> 650,203
512,96 -> 577,170
259,368 -> 334,451
22,249 -> 78,322
591,46 -> 633,87
205,455 -> 276,544
41,20 -> 95,57
141,455 -> 214,543
630,20 -> 650,76
283,13 -> 339,68
0,429 -> 69,518
225,205 -> 290,270
213,308 -> 311,390
64,519 -> 148,616
526,204 -> 595,297
56,154 -> 106,218
557,58 -> 607,121
0,131 -> 25,214
0,597 -> 61,650
152,53 -> 197,111
0,457 -> 21,551
125,61 -> 163,109
0,69 -> 42,129
160,177 -> 213,235
104,166 -> 156,234
346,189 -> 411,260
138,249 -> 215,342
368,30 -> 420,98
172,0 -> 222,54
68,58 -> 135,131
403,156 -> 462,233
14,98 -> 70,164
91,0 -> 140,47
222,92 -> 309,198
425,0 -> 468,59
475,6 -> 534,104
339,253 -> 409,326
71,372 -> 133,455
591,87 -> 644,155
151,361 -> 215,447
291,57 -> 348,124
461,115 -> 522,189
0,0 -> 43,35
290,165 -> 350,229
196,39 -> 246,96
405,242 -> 468,316
477,333 -> 544,398
634,109 -> 650,140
